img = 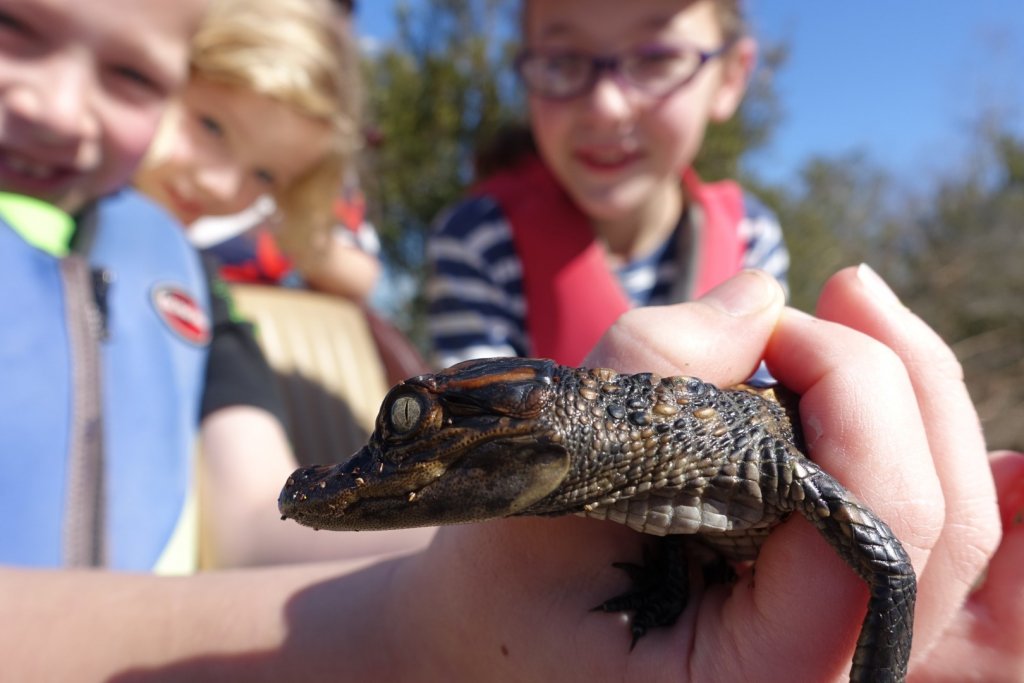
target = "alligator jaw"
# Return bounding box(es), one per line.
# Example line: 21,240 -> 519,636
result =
278,436 -> 570,531
278,463 -> 362,531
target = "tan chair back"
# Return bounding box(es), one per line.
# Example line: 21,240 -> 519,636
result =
229,284 -> 391,466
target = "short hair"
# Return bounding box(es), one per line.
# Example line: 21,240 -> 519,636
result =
712,0 -> 746,41
332,0 -> 356,14
520,1 -> 747,42
190,0 -> 363,264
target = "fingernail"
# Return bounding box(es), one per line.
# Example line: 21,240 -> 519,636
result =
857,263 -> 904,308
701,270 -> 779,317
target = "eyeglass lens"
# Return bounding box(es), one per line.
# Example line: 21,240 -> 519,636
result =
518,45 -> 721,100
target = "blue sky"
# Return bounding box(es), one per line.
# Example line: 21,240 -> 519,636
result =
355,1 -> 1024,186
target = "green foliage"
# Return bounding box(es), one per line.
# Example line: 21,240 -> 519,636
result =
763,128 -> 1023,449
764,152 -> 895,312
697,43 -> 787,182
361,0 -> 522,339
894,131 -> 1024,449
361,1 -> 1019,448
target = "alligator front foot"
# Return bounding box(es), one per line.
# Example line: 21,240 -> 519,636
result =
592,536 -> 694,649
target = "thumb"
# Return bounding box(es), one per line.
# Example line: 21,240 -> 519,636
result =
585,269 -> 786,383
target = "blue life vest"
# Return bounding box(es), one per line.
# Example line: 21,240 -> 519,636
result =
0,190 -> 210,572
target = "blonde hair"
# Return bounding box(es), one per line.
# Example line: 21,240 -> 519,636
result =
190,0 -> 362,263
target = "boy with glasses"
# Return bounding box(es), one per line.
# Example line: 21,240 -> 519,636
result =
429,0 -> 789,368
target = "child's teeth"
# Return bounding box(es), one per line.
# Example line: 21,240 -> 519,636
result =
8,154 -> 55,179
593,151 -> 624,163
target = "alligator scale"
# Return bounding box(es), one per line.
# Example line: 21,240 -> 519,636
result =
279,357 -> 916,683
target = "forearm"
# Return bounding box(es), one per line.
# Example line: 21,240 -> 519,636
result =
0,561 -> 403,682
199,406 -> 435,568
0,526 -> 638,683
301,241 -> 380,302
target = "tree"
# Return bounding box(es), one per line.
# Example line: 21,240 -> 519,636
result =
361,0 -> 522,340
765,152 -> 896,312
892,128 -> 1024,450
697,43 -> 787,183
767,127 -> 1023,450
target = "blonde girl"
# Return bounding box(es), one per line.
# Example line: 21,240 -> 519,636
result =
135,0 -> 363,272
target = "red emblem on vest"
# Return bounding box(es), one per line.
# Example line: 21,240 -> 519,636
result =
151,285 -> 211,346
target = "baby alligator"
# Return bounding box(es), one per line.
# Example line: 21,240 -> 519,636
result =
279,357 -> 916,683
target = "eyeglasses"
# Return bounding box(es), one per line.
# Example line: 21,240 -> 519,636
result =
514,41 -> 735,101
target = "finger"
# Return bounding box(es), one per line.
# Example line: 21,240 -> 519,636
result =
432,271 -> 787,682
707,306 -> 943,681
766,307 -> 944,559
908,451 -> 1024,682
973,451 -> 1024,632
586,269 -> 786,383
991,450 -> 1024,531
816,265 -> 999,659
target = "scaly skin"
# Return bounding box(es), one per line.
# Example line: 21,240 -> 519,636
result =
279,357 -> 916,683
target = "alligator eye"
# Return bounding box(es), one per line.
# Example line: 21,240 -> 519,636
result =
389,394 -> 423,434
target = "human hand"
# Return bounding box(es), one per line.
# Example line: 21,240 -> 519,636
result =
798,266 -> 1024,682
389,267 -> 1004,682
907,449 -> 1024,682
595,264 -> 1000,682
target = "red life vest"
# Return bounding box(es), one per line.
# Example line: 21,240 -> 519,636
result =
474,155 -> 746,366
219,228 -> 293,284
216,192 -> 369,286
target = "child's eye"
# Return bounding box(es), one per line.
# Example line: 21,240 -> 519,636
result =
198,115 -> 225,138
0,9 -> 30,33
626,47 -> 700,89
630,51 -> 681,76
111,65 -> 159,90
0,10 -> 22,30
0,10 -> 35,50
106,64 -> 170,104
543,54 -> 591,80
254,168 -> 276,187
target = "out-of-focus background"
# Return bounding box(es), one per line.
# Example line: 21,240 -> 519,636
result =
352,1 -> 1023,450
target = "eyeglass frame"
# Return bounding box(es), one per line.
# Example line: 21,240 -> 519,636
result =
513,38 -> 738,102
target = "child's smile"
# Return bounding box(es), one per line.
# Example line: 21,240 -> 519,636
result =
0,144 -> 82,203
573,141 -> 644,173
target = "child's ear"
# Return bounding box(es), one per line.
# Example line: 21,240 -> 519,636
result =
709,36 -> 757,122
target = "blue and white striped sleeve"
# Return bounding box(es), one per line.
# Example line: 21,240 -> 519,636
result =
739,192 -> 790,298
427,196 -> 529,369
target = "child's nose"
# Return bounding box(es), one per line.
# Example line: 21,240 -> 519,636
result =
585,74 -> 637,123
195,165 -> 243,203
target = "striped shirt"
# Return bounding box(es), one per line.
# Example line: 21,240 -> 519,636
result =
428,191 -> 789,369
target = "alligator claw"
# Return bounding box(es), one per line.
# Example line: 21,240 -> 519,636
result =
593,537 -> 690,648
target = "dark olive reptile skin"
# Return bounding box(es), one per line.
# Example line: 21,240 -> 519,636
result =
279,357 -> 916,683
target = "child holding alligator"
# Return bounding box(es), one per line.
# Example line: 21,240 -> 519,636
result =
429,0 -> 789,368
